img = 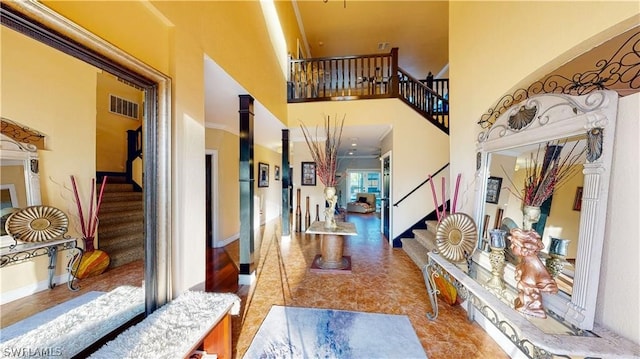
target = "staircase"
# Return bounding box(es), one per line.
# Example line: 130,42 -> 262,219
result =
400,219 -> 439,269
97,176 -> 144,268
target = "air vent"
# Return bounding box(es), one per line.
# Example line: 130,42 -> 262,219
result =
109,94 -> 139,120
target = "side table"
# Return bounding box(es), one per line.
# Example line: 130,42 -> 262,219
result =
1,238 -> 83,291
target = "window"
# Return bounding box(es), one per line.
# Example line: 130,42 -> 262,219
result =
347,170 -> 381,210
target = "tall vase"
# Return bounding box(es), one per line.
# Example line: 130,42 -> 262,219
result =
324,186 -> 338,229
76,236 -> 110,279
522,205 -> 541,231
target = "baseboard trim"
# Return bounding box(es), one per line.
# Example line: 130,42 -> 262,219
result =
1,273 -> 69,305
215,233 -> 239,248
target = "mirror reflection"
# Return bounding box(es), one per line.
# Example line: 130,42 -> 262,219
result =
1,8 -> 148,346
481,136 -> 587,296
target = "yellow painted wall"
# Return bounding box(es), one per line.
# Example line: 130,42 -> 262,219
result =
96,72 -> 144,172
1,26 -> 97,295
205,128 -> 240,243
450,1 -> 639,343
275,0 -> 307,61
42,0 -> 297,293
289,98 -> 449,238
449,2 -> 639,215
205,127 -> 282,245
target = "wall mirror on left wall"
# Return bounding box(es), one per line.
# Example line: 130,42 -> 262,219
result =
1,0 -> 171,352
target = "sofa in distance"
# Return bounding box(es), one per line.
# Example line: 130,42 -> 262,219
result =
346,193 -> 376,213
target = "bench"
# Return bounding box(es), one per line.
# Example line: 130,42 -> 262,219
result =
0,286 -> 144,358
89,290 -> 241,359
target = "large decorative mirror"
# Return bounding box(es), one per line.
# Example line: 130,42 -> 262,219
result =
1,0 -> 171,345
472,90 -> 618,330
0,133 -> 42,245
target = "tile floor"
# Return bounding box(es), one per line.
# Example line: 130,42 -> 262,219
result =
232,213 -> 508,358
1,213 -> 508,358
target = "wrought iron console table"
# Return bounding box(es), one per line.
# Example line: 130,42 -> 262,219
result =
423,252 -> 640,358
0,238 -> 83,291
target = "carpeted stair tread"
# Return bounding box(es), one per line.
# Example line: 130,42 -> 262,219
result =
100,200 -> 143,212
99,209 -> 144,225
400,238 -> 429,269
106,245 -> 144,268
101,241 -> 143,259
96,178 -> 143,270
413,229 -> 437,252
425,220 -> 439,235
98,230 -> 144,247
101,192 -> 143,201
99,221 -> 144,237
101,183 -> 135,192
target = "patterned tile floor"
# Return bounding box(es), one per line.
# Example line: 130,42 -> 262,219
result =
232,213 -> 508,359
0,212 -> 507,358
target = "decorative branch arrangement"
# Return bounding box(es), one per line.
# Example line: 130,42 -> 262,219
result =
428,173 -> 462,222
502,140 -> 585,207
300,115 -> 345,187
70,175 -> 107,252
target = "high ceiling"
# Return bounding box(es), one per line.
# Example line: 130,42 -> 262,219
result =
294,0 -> 449,79
203,1 -> 449,159
204,3 -> 637,160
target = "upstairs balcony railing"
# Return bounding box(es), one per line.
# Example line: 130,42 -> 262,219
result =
288,48 -> 449,134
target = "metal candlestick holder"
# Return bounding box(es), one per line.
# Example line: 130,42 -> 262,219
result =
545,237 -> 570,278
486,229 -> 507,291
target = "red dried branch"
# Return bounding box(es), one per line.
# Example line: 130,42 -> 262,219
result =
300,115 -> 345,187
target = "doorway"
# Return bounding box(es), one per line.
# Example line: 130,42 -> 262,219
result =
381,152 -> 391,241
205,150 -> 219,248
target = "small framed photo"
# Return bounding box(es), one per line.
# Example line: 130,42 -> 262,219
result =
301,161 -> 316,186
274,165 -> 281,181
258,162 -> 269,188
485,176 -> 502,204
573,186 -> 583,211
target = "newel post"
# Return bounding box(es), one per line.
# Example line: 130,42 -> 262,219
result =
390,47 -> 399,98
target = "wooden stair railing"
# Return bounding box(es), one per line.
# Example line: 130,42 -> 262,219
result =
288,48 -> 398,101
288,48 -> 449,134
126,126 -> 142,190
397,68 -> 449,134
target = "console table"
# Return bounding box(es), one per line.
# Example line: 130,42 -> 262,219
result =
306,221 -> 357,270
0,238 -> 83,291
423,252 -> 640,358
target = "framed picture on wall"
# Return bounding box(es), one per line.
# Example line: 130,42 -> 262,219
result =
301,162 -> 316,186
573,186 -> 583,211
485,176 -> 502,204
258,162 -> 269,187
275,165 -> 281,181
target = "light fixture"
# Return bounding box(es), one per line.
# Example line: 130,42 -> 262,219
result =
377,42 -> 390,51
323,0 -> 347,8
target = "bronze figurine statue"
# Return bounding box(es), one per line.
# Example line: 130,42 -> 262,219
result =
510,227 -> 558,318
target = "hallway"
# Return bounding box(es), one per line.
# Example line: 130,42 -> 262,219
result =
232,213 -> 507,358
0,213 -> 507,358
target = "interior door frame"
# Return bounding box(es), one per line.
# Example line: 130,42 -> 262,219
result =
205,149 -> 219,247
380,150 -> 392,242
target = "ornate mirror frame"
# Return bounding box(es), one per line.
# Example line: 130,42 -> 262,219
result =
473,90 -> 618,330
1,0 -> 172,316
0,133 -> 41,206
0,134 -> 42,246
